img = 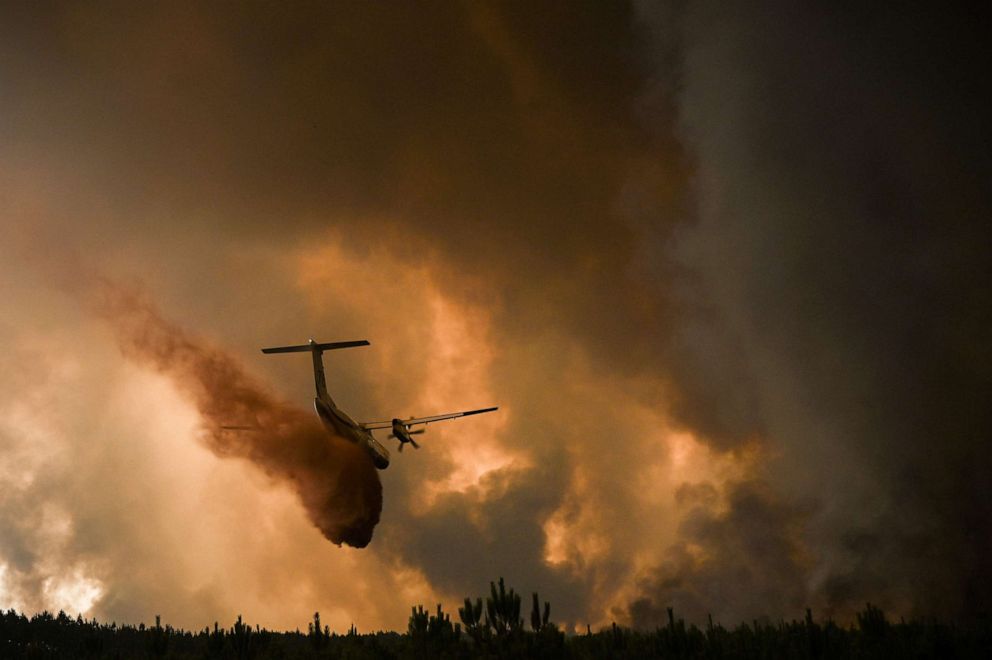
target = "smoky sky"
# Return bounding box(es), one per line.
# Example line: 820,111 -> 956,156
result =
1,0 -> 990,630
636,0 -> 992,623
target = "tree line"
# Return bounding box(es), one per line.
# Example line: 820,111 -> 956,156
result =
2,577 -> 989,658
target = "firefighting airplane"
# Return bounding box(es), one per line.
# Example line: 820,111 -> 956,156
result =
258,339 -> 497,469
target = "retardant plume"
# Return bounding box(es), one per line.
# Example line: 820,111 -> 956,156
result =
92,282 -> 382,548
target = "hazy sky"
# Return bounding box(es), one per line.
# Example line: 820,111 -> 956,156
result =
1,1 -> 989,632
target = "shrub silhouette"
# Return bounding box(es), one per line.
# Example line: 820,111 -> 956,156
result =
229,614 -> 256,660
307,611 -> 328,652
530,592 -> 550,633
147,614 -> 168,657
486,576 -> 522,636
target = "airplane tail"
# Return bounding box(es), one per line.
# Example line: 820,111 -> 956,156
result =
261,339 -> 369,402
261,340 -> 369,354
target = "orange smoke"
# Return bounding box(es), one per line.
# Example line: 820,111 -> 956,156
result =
93,283 -> 382,548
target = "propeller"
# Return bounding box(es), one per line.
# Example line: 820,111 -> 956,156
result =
398,437 -> 423,451
392,420 -> 427,453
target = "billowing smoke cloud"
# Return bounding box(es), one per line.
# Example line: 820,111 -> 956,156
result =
628,481 -> 809,627
1,0 -> 989,631
629,0 -> 992,623
93,282 -> 382,548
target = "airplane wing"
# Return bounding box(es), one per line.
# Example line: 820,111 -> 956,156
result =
359,420 -> 394,430
403,407 -> 498,427
360,406 -> 497,431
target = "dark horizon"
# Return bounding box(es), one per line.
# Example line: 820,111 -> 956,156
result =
4,585 -> 990,660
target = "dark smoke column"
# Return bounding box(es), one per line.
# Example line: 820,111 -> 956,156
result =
648,1 -> 992,619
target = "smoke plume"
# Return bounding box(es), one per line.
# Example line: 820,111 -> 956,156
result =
627,480 -> 809,627
93,282 -> 382,548
629,0 -> 992,623
2,1 -> 989,630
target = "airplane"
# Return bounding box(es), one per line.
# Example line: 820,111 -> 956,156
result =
257,338 -> 497,469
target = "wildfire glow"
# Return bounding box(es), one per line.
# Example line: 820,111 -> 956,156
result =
43,570 -> 104,616
292,235 -> 524,509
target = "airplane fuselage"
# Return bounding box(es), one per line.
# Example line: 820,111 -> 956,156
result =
314,397 -> 391,469
261,337 -> 492,470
